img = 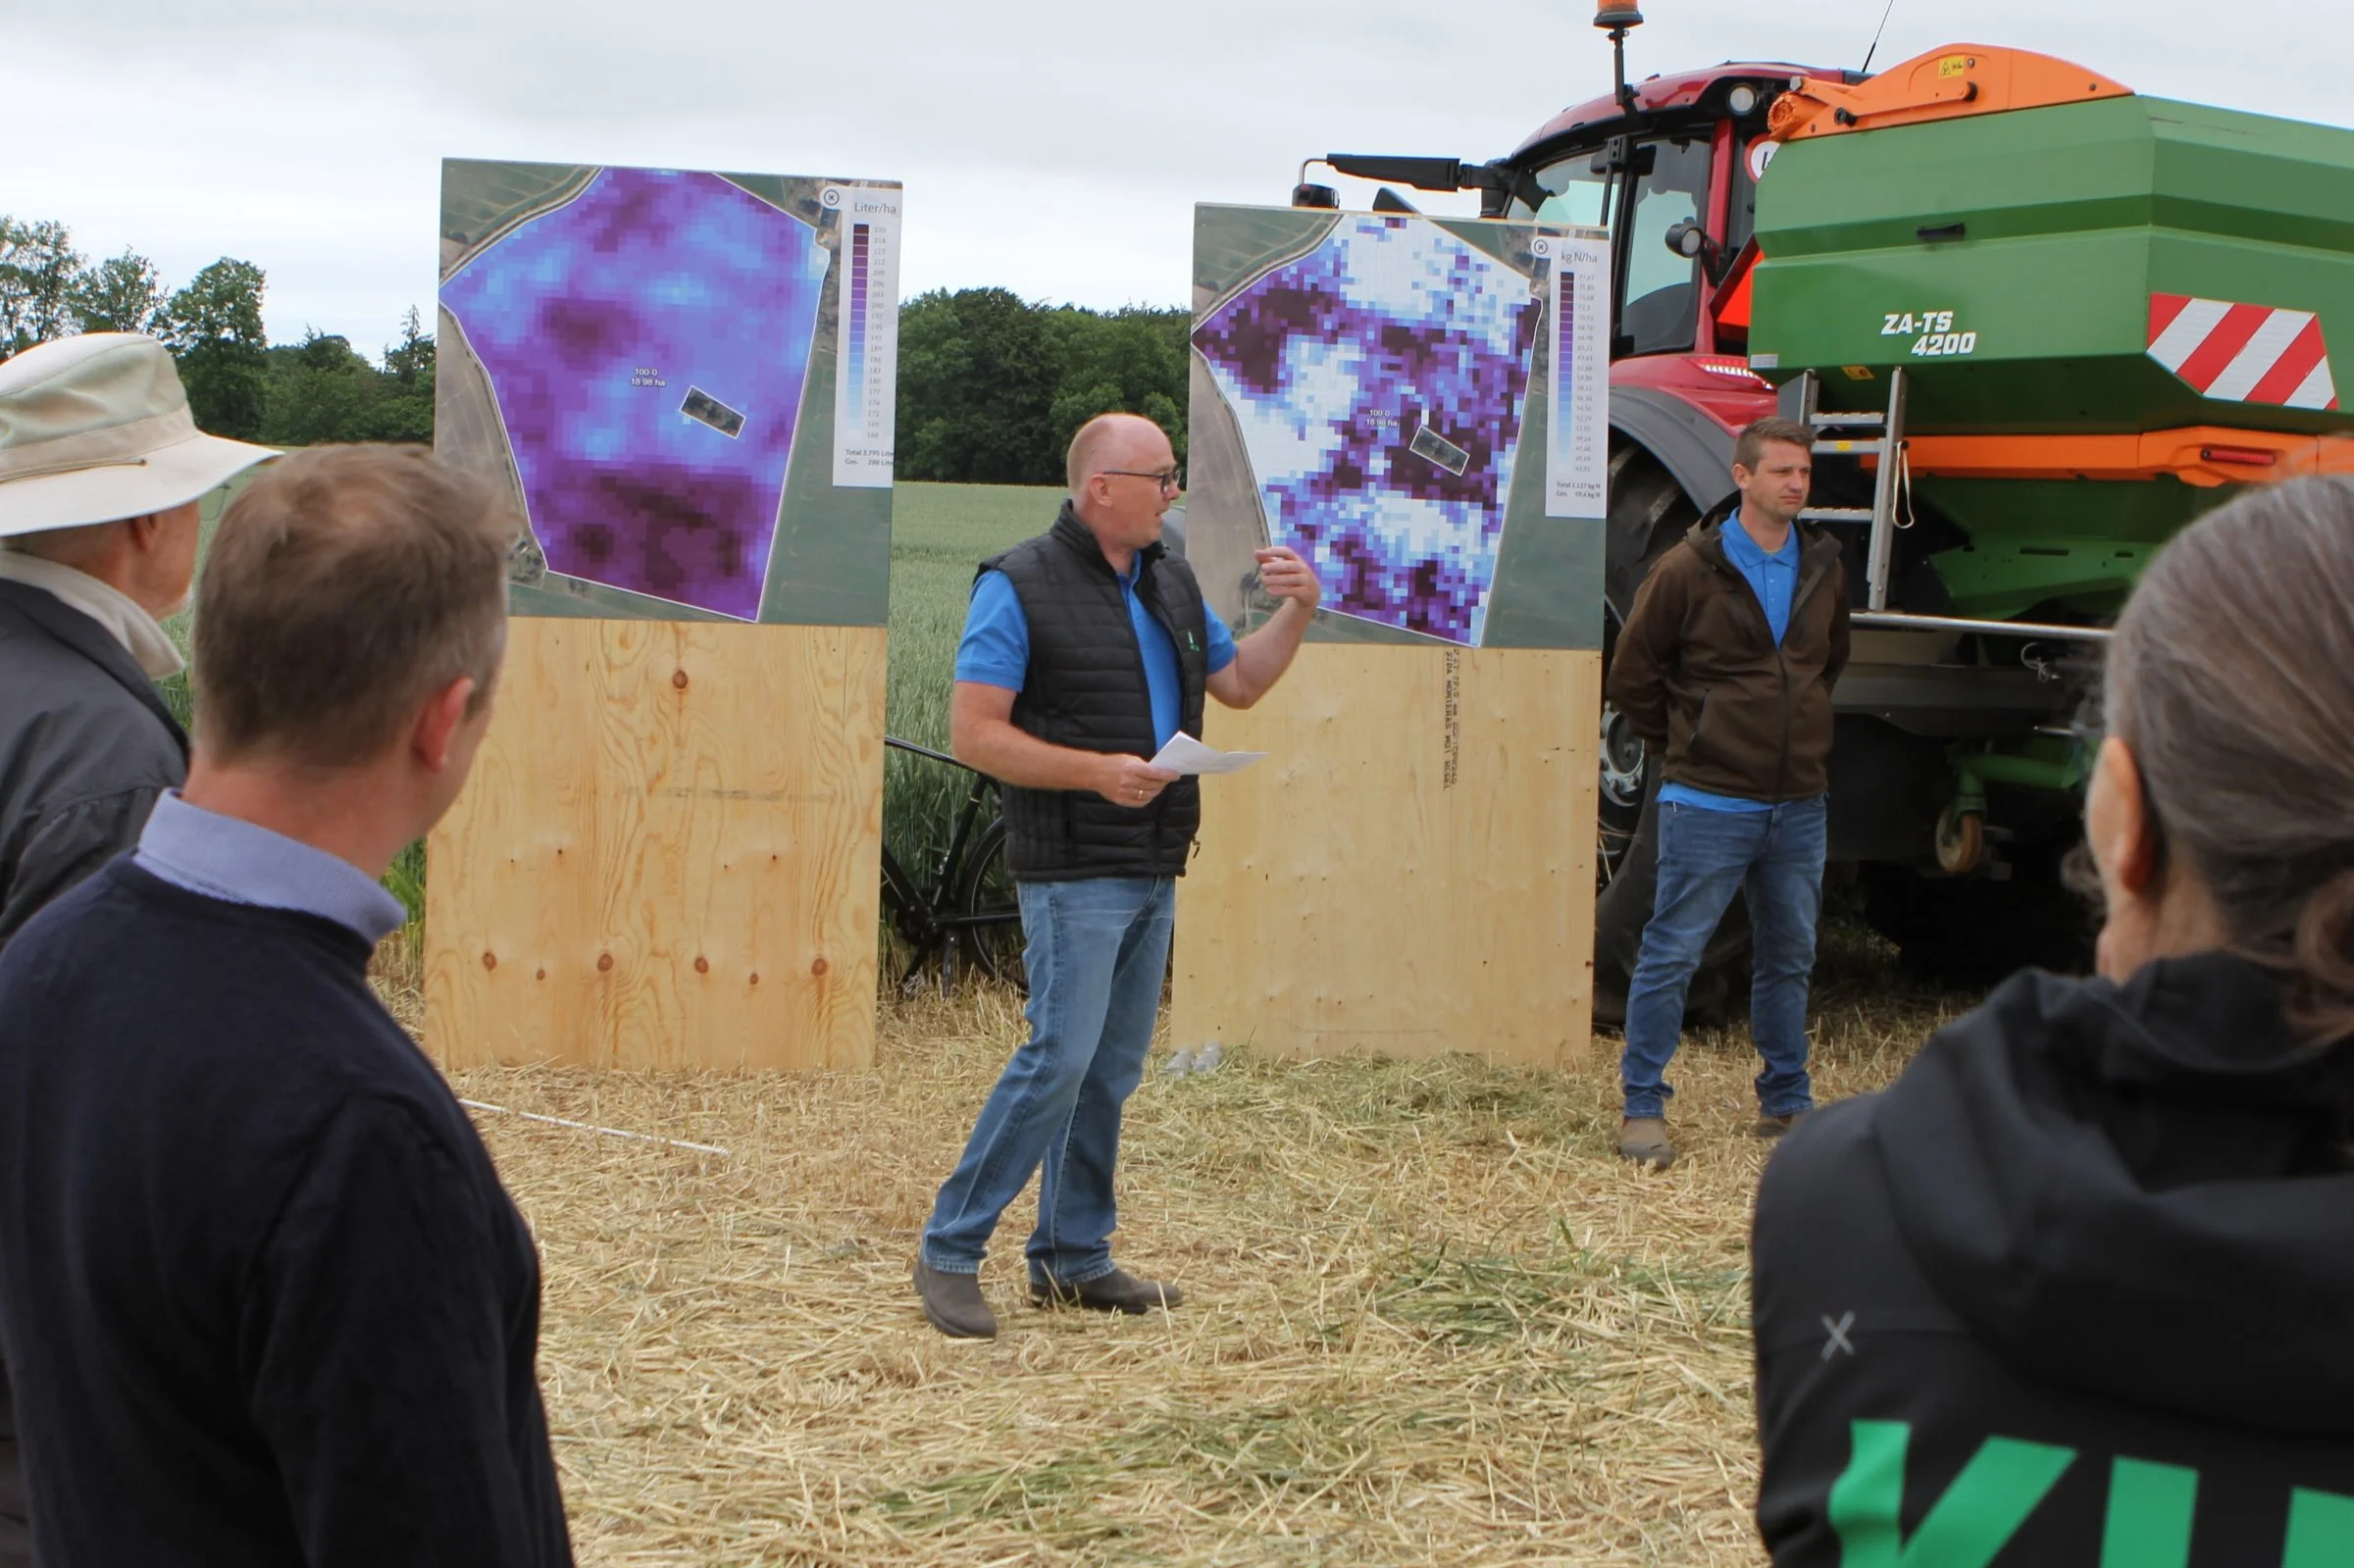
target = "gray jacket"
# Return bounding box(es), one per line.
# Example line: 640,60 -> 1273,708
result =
0,578 -> 187,948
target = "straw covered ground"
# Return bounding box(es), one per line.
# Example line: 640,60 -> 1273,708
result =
376,916 -> 1972,1567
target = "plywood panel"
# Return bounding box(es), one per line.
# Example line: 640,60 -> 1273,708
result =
1172,644 -> 1599,1070
424,618 -> 885,1072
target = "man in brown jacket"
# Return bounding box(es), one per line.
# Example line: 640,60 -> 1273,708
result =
1605,418 -> 1849,1169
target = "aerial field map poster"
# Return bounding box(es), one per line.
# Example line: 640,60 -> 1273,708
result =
436,159 -> 901,626
1187,204 -> 1609,650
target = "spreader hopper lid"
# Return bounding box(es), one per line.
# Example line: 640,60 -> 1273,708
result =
1767,44 -> 2130,143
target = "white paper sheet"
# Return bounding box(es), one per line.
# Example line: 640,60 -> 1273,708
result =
1149,733 -> 1267,776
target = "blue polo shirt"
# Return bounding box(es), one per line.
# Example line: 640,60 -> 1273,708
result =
1659,510 -> 1800,814
955,562 -> 1238,751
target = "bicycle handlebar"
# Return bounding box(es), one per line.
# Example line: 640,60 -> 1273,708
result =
885,734 -> 972,772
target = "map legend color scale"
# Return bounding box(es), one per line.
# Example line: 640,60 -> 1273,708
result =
1546,236 -> 1610,519
829,184 -> 900,487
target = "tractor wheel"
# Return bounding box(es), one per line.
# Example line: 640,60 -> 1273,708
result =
1603,443 -> 1704,622
1596,444 -> 1700,890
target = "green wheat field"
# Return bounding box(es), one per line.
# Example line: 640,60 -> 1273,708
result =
880,482 -> 1060,872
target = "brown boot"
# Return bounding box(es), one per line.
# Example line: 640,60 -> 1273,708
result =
1755,1108 -> 1814,1140
912,1258 -> 998,1340
1618,1116 -> 1675,1170
1030,1268 -> 1185,1314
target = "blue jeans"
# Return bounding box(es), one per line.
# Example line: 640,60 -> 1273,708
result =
922,877 -> 1174,1286
1620,796 -> 1826,1121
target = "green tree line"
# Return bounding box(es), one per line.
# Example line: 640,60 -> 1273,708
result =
1,215 -> 434,447
5,217 -> 1192,471
895,288 -> 1190,484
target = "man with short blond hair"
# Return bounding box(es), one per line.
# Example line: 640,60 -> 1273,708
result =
1606,416 -> 1850,1170
912,413 -> 1321,1339
0,444 -> 574,1565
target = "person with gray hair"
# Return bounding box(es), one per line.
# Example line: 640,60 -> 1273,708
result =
0,332 -> 276,946
1749,477 -> 2354,1561
0,330 -> 273,1564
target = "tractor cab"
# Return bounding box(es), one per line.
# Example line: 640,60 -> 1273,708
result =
1499,62 -> 1855,362
1293,7 -> 1856,373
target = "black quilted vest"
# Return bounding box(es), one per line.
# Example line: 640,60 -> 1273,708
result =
985,504 -> 1210,883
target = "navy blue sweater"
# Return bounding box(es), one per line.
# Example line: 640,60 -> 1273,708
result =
0,859 -> 572,1566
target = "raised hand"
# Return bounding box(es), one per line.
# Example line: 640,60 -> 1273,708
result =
1254,546 -> 1322,611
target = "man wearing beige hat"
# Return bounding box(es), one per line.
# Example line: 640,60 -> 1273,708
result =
0,331 -> 272,1561
0,332 -> 275,947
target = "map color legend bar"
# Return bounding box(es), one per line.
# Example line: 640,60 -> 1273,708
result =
1546,237 -> 1610,519
847,224 -> 870,403
829,184 -> 900,488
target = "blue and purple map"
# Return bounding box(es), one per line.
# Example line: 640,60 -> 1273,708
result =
1193,214 -> 1545,646
440,168 -> 830,621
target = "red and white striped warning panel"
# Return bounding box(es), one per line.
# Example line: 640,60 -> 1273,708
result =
2147,294 -> 2338,411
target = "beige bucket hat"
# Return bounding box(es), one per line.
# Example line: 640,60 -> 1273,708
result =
0,332 -> 278,538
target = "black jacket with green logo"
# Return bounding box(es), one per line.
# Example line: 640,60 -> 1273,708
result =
1753,955 -> 2354,1565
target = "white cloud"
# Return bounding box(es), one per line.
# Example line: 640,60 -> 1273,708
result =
7,0 -> 2345,351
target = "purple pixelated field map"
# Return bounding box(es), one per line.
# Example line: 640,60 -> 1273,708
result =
441,168 -> 830,622
1193,214 -> 1545,646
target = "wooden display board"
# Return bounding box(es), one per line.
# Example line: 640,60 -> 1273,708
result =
1172,643 -> 1600,1070
424,617 -> 886,1072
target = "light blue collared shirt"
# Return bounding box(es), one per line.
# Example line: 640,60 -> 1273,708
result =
133,792 -> 407,944
1717,507 -> 1801,645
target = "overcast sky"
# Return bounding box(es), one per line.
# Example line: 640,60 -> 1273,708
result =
8,0 -> 2344,355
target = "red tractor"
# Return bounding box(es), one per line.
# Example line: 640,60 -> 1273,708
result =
1290,10 -> 2087,1015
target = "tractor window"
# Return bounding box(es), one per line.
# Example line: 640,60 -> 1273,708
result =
1621,134 -> 1711,356
1527,159 -> 1612,228
1513,130 -> 1713,357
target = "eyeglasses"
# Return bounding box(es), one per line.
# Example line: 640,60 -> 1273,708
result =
1100,467 -> 1185,492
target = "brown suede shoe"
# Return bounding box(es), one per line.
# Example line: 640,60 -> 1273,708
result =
912,1258 -> 998,1340
1755,1109 -> 1815,1140
1618,1116 -> 1676,1169
1030,1268 -> 1184,1314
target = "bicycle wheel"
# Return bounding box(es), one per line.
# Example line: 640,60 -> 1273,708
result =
954,816 -> 1028,994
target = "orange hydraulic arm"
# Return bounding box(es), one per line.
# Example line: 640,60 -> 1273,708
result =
1766,45 -> 2130,142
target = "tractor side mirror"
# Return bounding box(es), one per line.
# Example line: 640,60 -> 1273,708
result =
1664,219 -> 1729,283
1319,155 -> 1468,192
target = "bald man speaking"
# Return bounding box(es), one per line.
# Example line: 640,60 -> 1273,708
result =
913,413 -> 1319,1339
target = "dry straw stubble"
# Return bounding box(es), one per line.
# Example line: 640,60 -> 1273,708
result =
416,922 -> 1959,1566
